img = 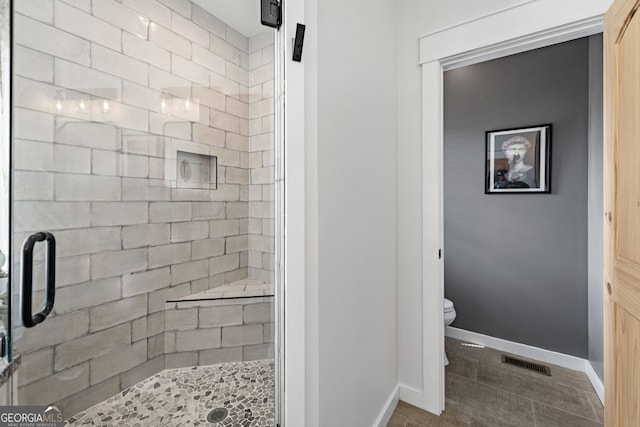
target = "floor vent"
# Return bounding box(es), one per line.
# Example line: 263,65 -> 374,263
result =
501,355 -> 551,376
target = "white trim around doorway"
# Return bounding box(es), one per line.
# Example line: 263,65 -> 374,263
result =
417,0 -> 611,415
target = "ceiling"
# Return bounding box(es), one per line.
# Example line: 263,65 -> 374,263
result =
191,0 -> 265,38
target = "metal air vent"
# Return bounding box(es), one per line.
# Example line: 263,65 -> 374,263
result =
501,355 -> 551,376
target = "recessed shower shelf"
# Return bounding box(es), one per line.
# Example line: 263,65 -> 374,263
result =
176,150 -> 217,190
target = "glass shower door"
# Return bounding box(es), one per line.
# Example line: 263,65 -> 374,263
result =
0,0 -> 11,407
8,0 -> 280,424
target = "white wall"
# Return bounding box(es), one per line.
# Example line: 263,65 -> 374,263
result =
312,0 -> 398,425
286,0 -> 398,425
396,0 -> 525,396
287,0 -> 611,423
281,0 -> 309,424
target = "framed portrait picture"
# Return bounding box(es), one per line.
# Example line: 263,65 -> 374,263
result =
485,124 -> 552,194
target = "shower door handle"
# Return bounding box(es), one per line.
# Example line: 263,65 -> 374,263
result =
21,232 -> 56,328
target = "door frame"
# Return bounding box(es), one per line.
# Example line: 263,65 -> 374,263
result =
281,0 -> 308,425
416,0 -> 611,414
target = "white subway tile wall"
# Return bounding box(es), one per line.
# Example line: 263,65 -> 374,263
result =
164,294 -> 274,367
12,0 -> 274,415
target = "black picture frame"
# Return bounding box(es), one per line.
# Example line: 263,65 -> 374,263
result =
485,124 -> 552,194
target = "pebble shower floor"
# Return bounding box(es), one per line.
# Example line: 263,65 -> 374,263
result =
66,360 -> 275,426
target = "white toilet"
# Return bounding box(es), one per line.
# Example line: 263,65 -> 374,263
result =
443,298 -> 456,366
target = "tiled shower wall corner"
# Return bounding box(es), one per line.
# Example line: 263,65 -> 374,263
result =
11,0 -> 274,416
164,298 -> 275,370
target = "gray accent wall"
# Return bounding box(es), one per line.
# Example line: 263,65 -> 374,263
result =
443,37 -> 591,358
588,34 -> 604,379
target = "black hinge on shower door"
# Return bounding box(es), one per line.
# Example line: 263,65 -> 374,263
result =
261,0 -> 281,29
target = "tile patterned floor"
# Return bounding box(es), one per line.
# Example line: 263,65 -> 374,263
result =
66,360 -> 275,426
388,337 -> 604,426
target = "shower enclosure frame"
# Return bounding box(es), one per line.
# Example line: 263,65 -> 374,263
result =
273,5 -> 286,425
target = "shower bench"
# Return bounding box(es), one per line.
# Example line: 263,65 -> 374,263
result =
163,279 -> 275,367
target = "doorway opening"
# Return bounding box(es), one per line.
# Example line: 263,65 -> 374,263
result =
415,3 -> 607,414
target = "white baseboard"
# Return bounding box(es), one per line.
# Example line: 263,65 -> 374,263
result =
446,326 -> 586,371
397,383 -> 444,416
398,384 -> 422,409
585,360 -> 604,404
446,326 -> 605,406
373,385 -> 399,427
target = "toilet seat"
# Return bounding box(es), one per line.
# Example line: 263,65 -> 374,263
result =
444,298 -> 454,312
443,298 -> 456,367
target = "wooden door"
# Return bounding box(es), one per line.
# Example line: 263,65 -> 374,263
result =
605,0 -> 640,425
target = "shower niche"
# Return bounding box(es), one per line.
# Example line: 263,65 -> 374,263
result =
176,151 -> 218,190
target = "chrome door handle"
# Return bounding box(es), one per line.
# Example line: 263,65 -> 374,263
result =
21,232 -> 56,328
